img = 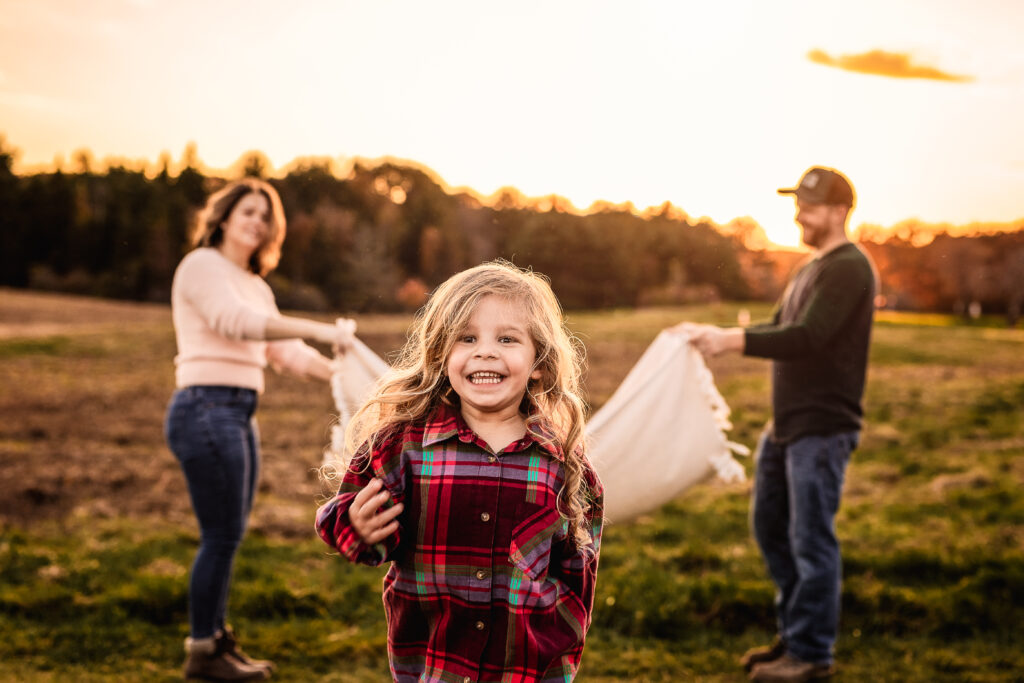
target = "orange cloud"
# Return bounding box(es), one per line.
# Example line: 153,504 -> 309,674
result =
807,49 -> 973,82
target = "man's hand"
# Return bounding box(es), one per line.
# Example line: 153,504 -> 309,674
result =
349,478 -> 403,544
669,322 -> 745,357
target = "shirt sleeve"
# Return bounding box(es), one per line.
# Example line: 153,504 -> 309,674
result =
743,256 -> 872,360
549,461 -> 604,646
315,435 -> 407,566
176,250 -> 270,341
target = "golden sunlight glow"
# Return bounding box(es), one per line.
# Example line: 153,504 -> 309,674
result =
1,0 -> 1022,248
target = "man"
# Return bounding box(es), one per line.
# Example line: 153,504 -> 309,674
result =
677,167 -> 877,682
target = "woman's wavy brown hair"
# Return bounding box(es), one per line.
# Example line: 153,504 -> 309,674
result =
191,178 -> 286,276
345,260 -> 595,550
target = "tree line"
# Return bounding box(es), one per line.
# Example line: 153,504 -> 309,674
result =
858,227 -> 1024,325
2,136 -> 1023,322
0,141 -> 749,312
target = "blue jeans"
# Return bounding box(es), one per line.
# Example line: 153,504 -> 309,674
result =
165,386 -> 260,639
751,429 -> 858,665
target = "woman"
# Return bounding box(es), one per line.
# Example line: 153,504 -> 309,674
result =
165,178 -> 353,681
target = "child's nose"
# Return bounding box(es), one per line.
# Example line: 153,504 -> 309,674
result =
475,342 -> 498,358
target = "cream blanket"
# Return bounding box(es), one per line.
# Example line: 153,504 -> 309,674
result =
326,330 -> 747,522
584,330 -> 747,521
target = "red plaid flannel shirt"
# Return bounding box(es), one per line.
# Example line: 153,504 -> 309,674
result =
316,403 -> 604,682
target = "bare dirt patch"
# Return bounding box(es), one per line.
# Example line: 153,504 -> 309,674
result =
0,289 -> 408,534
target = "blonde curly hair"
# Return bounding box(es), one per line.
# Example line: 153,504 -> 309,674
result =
345,260 -> 595,550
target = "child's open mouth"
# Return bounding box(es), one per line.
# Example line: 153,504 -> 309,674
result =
468,371 -> 504,385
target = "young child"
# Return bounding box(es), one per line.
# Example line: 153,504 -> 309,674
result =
316,261 -> 603,683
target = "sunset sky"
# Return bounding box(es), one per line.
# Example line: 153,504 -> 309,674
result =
2,0 -> 1022,246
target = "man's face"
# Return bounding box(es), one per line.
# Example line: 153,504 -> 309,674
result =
794,199 -> 839,249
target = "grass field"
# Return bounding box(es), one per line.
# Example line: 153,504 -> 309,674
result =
1,288 -> 1022,682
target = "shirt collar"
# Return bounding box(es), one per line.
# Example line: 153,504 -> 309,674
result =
422,403 -> 563,460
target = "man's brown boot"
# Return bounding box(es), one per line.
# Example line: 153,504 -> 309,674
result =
183,636 -> 270,681
740,637 -> 786,672
217,627 -> 276,674
749,653 -> 834,681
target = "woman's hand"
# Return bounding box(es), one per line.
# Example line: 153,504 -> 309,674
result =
349,478 -> 403,544
330,318 -> 357,355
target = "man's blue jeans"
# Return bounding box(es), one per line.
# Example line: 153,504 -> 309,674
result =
165,386 -> 260,639
751,429 -> 858,665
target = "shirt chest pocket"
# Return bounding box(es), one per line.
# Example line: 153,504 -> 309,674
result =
508,504 -> 563,581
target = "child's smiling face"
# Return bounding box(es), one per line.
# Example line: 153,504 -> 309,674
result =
446,295 -> 541,419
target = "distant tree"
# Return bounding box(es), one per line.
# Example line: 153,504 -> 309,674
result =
20,170 -> 75,290
156,151 -> 173,180
172,143 -> 208,208
73,148 -> 95,175
233,150 -> 272,179
491,186 -> 526,210
1004,247 -> 1024,326
0,136 -> 24,286
0,135 -> 15,179
279,159 -> 346,214
929,235 -> 993,317
339,220 -> 402,312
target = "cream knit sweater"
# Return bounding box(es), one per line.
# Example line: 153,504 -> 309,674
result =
171,247 -> 324,392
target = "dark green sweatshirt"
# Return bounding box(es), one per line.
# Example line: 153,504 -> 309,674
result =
743,242 -> 877,443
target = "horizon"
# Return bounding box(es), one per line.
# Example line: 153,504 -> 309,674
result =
2,1 -> 1023,247
4,137 -> 1020,253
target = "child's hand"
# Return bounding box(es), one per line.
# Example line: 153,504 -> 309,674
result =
349,478 -> 403,544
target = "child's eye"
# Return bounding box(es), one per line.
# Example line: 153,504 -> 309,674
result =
459,335 -> 476,343
499,336 -> 516,344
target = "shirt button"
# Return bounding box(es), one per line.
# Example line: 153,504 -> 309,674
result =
475,620 -> 485,631
475,570 -> 487,580
487,455 -> 497,463
480,512 -> 491,522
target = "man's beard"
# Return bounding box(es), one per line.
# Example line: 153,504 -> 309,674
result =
800,220 -> 827,249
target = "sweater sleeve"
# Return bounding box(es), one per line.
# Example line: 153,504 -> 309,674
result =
261,287 -> 329,376
265,339 -> 326,377
744,256 -> 872,360
176,250 -> 270,341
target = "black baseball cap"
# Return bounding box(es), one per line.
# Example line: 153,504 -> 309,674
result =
777,167 -> 855,207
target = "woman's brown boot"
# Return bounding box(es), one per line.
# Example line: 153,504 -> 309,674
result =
217,626 -> 276,674
183,636 -> 269,681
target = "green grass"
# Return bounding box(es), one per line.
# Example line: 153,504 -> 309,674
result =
1,292 -> 1022,681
